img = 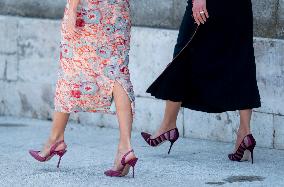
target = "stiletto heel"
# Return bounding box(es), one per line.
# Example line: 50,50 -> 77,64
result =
251,150 -> 254,164
104,150 -> 138,178
56,150 -> 67,168
29,140 -> 67,168
127,158 -> 138,178
141,128 -> 179,154
248,147 -> 254,164
57,156 -> 62,168
168,141 -> 176,154
228,134 -> 256,164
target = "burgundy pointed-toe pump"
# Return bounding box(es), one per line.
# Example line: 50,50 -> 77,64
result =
29,140 -> 67,168
141,128 -> 179,154
228,134 -> 256,164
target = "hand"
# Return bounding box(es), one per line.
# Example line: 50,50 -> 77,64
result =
192,0 -> 209,26
64,10 -> 80,38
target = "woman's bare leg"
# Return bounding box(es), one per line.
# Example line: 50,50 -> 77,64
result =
234,109 -> 252,151
39,112 -> 70,156
152,101 -> 182,138
112,81 -> 135,170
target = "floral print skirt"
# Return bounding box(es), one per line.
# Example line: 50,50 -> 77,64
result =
54,0 -> 135,114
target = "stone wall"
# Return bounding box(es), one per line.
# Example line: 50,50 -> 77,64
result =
0,15 -> 284,149
0,0 -> 283,39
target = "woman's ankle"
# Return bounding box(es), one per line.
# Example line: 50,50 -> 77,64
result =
118,142 -> 132,152
160,122 -> 177,131
48,135 -> 64,143
237,128 -> 250,137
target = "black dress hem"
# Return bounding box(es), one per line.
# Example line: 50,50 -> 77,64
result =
147,91 -> 261,113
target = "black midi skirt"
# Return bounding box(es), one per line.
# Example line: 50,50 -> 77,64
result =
147,0 -> 261,113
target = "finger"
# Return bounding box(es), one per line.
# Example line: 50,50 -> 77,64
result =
196,12 -> 204,24
192,8 -> 199,25
204,9 -> 209,18
193,12 -> 200,25
192,9 -> 198,25
193,8 -> 203,24
200,10 -> 207,22
198,8 -> 206,23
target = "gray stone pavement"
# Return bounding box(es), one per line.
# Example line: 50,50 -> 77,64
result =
0,116 -> 284,187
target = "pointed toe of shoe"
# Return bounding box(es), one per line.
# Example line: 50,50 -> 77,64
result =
104,169 -> 121,177
104,170 -> 112,177
228,153 -> 235,161
29,150 -> 38,157
29,150 -> 45,162
141,132 -> 151,140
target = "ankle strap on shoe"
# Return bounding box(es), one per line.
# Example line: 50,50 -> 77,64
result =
50,140 -> 65,154
121,149 -> 134,166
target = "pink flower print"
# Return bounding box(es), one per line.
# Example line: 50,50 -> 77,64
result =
80,82 -> 98,95
120,66 -> 129,75
89,0 -> 100,6
96,46 -> 111,59
76,18 -> 85,27
73,84 -> 80,88
83,9 -> 102,24
61,44 -> 73,59
71,90 -> 81,98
